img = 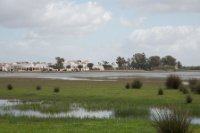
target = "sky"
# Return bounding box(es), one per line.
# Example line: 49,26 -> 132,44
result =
0,0 -> 200,65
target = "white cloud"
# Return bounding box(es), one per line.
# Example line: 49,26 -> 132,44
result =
120,17 -> 147,28
0,0 -> 111,35
128,26 -> 200,65
121,0 -> 200,13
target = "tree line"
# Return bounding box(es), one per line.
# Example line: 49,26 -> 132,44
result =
116,53 -> 182,70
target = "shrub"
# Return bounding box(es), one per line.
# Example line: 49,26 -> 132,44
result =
36,85 -> 42,91
158,88 -> 164,95
125,83 -> 130,89
179,84 -> 186,92
7,84 -> 13,90
54,87 -> 60,93
182,88 -> 190,94
152,107 -> 193,133
188,78 -> 198,91
186,95 -> 193,104
165,75 -> 182,89
131,79 -> 143,89
188,78 -> 198,86
191,82 -> 200,94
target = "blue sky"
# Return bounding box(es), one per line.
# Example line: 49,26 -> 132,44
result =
0,0 -> 200,65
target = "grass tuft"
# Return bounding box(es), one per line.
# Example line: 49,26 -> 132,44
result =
152,107 -> 193,133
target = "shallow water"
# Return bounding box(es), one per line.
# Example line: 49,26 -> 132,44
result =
0,71 -> 200,80
1,99 -> 200,123
0,100 -> 113,119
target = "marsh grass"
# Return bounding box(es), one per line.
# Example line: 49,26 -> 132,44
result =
114,106 -> 149,118
152,107 -> 193,133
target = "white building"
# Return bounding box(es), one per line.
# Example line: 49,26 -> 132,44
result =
64,60 -> 90,71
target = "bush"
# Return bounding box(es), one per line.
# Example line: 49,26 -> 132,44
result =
36,85 -> 42,91
125,83 -> 130,89
152,107 -> 193,133
7,84 -> 13,90
191,82 -> 200,94
54,87 -> 60,93
158,88 -> 164,95
179,84 -> 186,92
165,75 -> 182,89
188,78 -> 198,91
182,88 -> 190,94
131,79 -> 143,89
188,78 -> 198,86
186,95 -> 193,104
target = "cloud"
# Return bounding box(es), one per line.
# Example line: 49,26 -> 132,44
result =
120,17 -> 147,28
121,0 -> 200,13
0,0 -> 111,35
128,26 -> 200,65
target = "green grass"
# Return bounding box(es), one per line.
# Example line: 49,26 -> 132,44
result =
0,77 -> 200,132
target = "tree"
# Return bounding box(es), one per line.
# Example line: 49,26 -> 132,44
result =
55,57 -> 65,70
78,65 -> 83,71
149,56 -> 161,69
66,65 -> 71,69
177,61 -> 182,69
132,53 -> 147,70
161,55 -> 176,66
87,63 -> 94,70
102,61 -> 113,70
116,56 -> 126,69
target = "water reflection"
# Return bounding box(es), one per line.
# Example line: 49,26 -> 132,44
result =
0,99 -> 113,119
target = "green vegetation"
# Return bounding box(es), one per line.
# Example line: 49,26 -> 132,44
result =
165,75 -> 182,89
125,83 -> 130,89
53,87 -> 60,93
191,82 -> 200,94
186,95 -> 193,104
0,77 -> 200,132
131,79 -> 143,89
152,108 -> 193,133
7,84 -> 13,90
158,88 -> 164,95
36,85 -> 42,91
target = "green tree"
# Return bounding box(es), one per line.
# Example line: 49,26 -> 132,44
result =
177,61 -> 182,69
102,61 -> 113,70
149,56 -> 161,69
78,65 -> 83,71
132,53 -> 147,69
116,56 -> 126,69
55,57 -> 65,70
66,65 -> 71,69
161,55 -> 176,66
87,63 -> 94,70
